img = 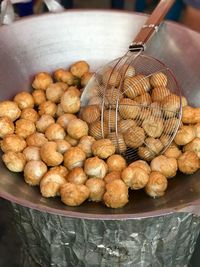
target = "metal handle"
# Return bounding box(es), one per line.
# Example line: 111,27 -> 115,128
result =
129,0 -> 175,51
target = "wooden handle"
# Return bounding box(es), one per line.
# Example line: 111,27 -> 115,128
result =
130,0 -> 175,50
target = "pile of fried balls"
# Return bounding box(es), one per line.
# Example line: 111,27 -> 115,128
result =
0,60 -> 200,209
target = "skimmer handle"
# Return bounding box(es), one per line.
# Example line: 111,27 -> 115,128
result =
129,0 -> 175,51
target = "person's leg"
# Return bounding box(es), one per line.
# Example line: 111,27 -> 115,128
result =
61,0 -> 73,9
165,0 -> 184,21
15,1 -> 34,17
111,0 -> 124,9
135,0 -> 146,12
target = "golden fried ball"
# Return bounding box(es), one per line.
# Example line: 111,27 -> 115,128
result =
0,117 -> 14,138
40,169 -> 67,198
32,89 -> 46,106
40,141 -> 63,166
182,106 -> 200,124
145,171 -> 168,198
120,64 -> 135,78
134,92 -> 151,106
129,160 -> 151,174
14,91 -> 34,109
163,118 -> 180,135
60,182 -> 90,206
118,119 -> 137,134
159,134 -> 171,147
123,126 -> 145,149
56,104 -> 65,117
36,114 -> 55,133
103,179 -> 129,208
163,143 -> 182,159
150,102 -> 163,118
161,94 -> 181,118
194,123 -> 200,138
89,120 -> 109,140
119,98 -> 140,119
150,155 -> 178,178
77,135 -> 95,158
67,119 -> 89,140
181,96 -> 188,107
23,146 -> 41,161
70,60 -> 89,78
15,119 -> 36,139
145,137 -> 163,155
26,132 -> 48,147
20,108 -> 39,123
174,125 -> 196,146
150,72 -> 168,87
24,160 -> 47,186
81,105 -> 101,124
64,147 -> 86,170
121,166 -> 149,190
57,114 -> 77,130
2,151 -> 26,172
53,69 -> 74,85
138,146 -> 156,161
46,82 -> 67,103
32,72 -> 53,90
88,96 -> 102,106
38,101 -> 57,117
55,140 -> 71,154
50,165 -> 69,178
104,88 -> 123,109
104,171 -> 121,183
81,72 -> 93,87
183,138 -> 200,158
45,123 -> 66,141
108,132 -> 127,154
106,154 -> 126,172
151,86 -> 170,102
92,139 -> 115,159
67,167 -> 88,185
102,68 -> 121,87
84,156 -> 108,179
64,135 -> 79,147
142,116 -> 164,138
0,101 -> 21,121
85,178 -> 105,202
60,87 -> 81,114
178,151 -> 199,174
1,133 -> 26,153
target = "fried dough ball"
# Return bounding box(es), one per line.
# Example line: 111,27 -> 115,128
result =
181,96 -> 188,107
54,69 -> 74,85
57,114 -> 77,130
120,64 -> 135,78
67,119 -> 88,140
0,117 -> 14,138
20,108 -> 39,123
145,137 -> 163,155
40,169 -> 67,198
123,126 -> 145,149
160,134 -> 171,147
164,142 -> 182,159
194,123 -> 200,138
77,135 -> 95,157
64,135 -> 79,147
80,105 -> 100,124
81,72 -> 93,87
70,60 -> 89,78
183,138 -> 200,158
60,87 -> 80,114
32,89 -> 46,106
118,119 -> 137,134
151,86 -> 170,102
40,141 -> 63,166
2,151 -> 26,172
55,140 -> 71,154
92,139 -> 115,159
36,114 -> 55,133
64,147 -> 86,170
150,72 -> 168,87
84,156 -> 108,179
88,96 -> 102,106
102,68 -> 121,87
161,94 -> 180,118
46,82 -> 67,103
177,151 -> 199,174
145,171 -> 168,198
1,134 -> 26,153
163,118 -> 180,135
67,167 -> 87,185
121,166 -> 149,190
38,101 -> 57,117
14,91 -> 34,109
26,132 -> 48,147
150,102 -> 163,118
103,109 -> 121,131
119,98 -> 140,119
32,72 -> 53,90
15,119 -> 36,139
104,171 -> 121,183
60,183 -> 89,206
150,155 -> 178,178
138,146 -> 156,161
182,106 -> 200,124
106,154 -> 126,172
142,116 -> 164,138
89,120 -> 109,140
104,88 -> 123,108
23,146 -> 41,161
85,178 -> 105,202
103,179 -> 129,208
0,101 -> 21,121
129,160 -> 151,174
56,103 -> 65,117
134,92 -> 151,106
45,123 -> 66,141
108,132 -> 127,153
123,74 -> 150,99
50,165 -> 69,178
174,125 -> 196,146
24,160 -> 47,186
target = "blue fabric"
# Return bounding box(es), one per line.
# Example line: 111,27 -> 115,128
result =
183,0 -> 200,8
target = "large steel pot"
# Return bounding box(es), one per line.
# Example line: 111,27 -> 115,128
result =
0,10 -> 200,267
